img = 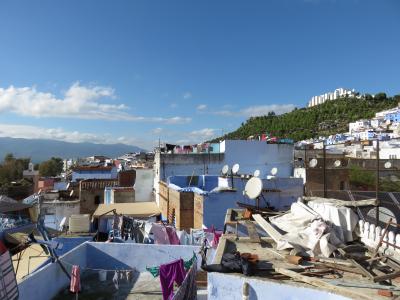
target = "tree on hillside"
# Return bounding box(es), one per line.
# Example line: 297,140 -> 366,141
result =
210,95 -> 399,142
0,153 -> 30,184
39,157 -> 64,177
374,93 -> 387,100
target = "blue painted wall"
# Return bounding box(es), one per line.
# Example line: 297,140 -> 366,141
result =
71,167 -> 118,182
18,242 -> 200,300
168,175 -> 303,230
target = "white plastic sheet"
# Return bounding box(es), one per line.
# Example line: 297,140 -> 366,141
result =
269,200 -> 356,257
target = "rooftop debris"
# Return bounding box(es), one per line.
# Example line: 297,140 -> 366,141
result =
214,198 -> 400,299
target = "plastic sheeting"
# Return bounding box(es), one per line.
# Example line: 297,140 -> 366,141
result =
269,201 -> 358,257
307,200 -> 358,243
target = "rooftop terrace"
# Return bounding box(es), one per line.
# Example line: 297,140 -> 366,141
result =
18,242 -> 200,300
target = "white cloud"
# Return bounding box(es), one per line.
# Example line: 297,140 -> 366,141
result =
151,127 -> 164,135
156,116 -> 192,124
155,127 -> 217,145
0,83 -> 191,124
183,92 -> 192,99
196,104 -> 207,111
190,128 -> 216,139
213,104 -> 296,117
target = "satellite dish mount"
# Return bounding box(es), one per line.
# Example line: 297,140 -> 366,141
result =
244,177 -> 269,210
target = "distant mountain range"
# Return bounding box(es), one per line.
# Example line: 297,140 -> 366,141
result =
0,137 -> 145,163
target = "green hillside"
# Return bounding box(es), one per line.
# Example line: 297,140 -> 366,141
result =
214,94 -> 400,142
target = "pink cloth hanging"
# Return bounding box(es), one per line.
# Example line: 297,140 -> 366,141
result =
204,225 -> 222,248
70,265 -> 81,293
159,258 -> 186,300
165,227 -> 180,245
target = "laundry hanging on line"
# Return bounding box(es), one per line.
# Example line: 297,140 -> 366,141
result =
160,258 -> 186,300
146,252 -> 197,278
70,265 -> 81,293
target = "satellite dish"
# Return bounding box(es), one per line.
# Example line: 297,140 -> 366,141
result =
270,167 -> 278,176
309,159 -> 318,168
244,177 -> 263,199
253,170 -> 260,177
221,165 -> 229,175
240,174 -> 246,179
69,190 -> 74,197
385,162 -> 392,169
334,160 -> 341,167
232,163 -> 240,175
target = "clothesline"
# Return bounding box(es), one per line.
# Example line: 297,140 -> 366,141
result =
58,248 -> 188,273
59,259 -> 135,272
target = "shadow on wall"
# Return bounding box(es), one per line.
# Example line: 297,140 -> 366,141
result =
85,244 -> 134,270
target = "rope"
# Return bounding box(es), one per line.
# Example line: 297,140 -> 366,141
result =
58,259 -> 135,272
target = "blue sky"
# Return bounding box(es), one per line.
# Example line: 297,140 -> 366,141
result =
0,0 -> 399,150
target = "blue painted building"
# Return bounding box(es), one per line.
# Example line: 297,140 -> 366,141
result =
71,166 -> 118,182
167,175 -> 303,230
385,110 -> 400,123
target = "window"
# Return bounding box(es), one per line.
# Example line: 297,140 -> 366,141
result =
94,195 -> 100,205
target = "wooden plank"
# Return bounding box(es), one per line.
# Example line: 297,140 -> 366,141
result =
275,268 -> 376,300
373,269 -> 400,283
314,262 -> 366,276
245,220 -> 261,243
252,214 -> 282,243
349,259 -> 375,280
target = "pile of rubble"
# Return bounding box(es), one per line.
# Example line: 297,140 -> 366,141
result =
209,197 -> 400,299
252,197 -> 400,298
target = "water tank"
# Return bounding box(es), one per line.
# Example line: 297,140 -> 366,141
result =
69,214 -> 91,233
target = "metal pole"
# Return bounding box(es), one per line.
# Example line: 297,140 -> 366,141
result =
375,139 -> 380,226
323,144 -> 327,198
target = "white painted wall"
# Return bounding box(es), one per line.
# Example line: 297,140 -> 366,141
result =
294,167 -> 306,184
379,147 -> 400,159
134,168 -> 154,202
41,201 -> 80,230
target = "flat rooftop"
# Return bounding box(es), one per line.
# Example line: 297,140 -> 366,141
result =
212,208 -> 400,300
18,242 -> 200,300
211,234 -> 398,300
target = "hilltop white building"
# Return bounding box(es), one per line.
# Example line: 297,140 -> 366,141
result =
308,88 -> 357,107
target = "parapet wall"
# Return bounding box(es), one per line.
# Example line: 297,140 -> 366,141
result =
359,219 -> 400,258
